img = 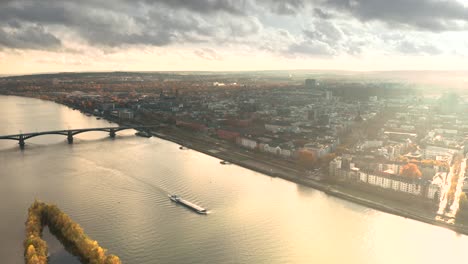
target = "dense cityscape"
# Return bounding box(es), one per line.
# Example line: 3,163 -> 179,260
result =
3,0 -> 468,263
2,71 -> 468,230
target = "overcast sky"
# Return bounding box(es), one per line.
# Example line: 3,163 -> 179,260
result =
1,0 -> 468,74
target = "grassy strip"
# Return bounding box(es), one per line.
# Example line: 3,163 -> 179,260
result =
24,200 -> 121,264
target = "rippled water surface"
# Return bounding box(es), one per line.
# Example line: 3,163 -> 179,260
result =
1,95 -> 468,264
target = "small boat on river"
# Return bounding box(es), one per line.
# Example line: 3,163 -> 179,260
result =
168,194 -> 207,214
135,131 -> 152,138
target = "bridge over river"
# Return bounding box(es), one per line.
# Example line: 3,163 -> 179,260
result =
0,126 -> 155,149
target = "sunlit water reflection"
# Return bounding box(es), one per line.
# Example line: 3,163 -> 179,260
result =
1,95 -> 468,264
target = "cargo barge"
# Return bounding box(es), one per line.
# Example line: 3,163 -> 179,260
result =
168,194 -> 207,214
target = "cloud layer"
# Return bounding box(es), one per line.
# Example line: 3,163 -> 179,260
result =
0,0 -> 467,70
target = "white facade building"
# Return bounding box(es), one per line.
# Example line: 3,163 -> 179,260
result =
236,137 -> 258,150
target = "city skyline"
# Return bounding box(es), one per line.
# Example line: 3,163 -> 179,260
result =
1,0 -> 468,74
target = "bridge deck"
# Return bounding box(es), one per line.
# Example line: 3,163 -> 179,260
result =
0,126 -> 155,140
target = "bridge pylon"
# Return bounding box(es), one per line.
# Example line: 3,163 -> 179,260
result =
67,131 -> 73,144
19,135 -> 25,149
109,129 -> 116,138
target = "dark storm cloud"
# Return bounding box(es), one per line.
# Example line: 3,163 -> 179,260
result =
0,23 -> 61,50
313,8 -> 333,19
322,0 -> 468,31
0,0 -> 465,53
0,2 -> 69,24
143,0 -> 248,15
0,0 -> 262,50
262,0 -> 468,31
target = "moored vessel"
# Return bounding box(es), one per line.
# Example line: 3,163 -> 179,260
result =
135,131 -> 152,138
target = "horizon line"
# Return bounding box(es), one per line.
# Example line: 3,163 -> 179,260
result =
3,69 -> 468,78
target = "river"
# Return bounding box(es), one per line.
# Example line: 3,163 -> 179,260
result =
1,95 -> 467,264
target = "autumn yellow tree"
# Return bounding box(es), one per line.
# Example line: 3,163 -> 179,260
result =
105,255 -> 122,264
24,201 -> 121,264
400,163 -> 422,179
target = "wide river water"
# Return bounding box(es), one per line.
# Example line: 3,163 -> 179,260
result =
1,95 -> 468,264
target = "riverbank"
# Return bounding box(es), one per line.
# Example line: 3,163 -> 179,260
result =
5,94 -> 468,264
8,96 -> 468,236
149,126 -> 468,235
